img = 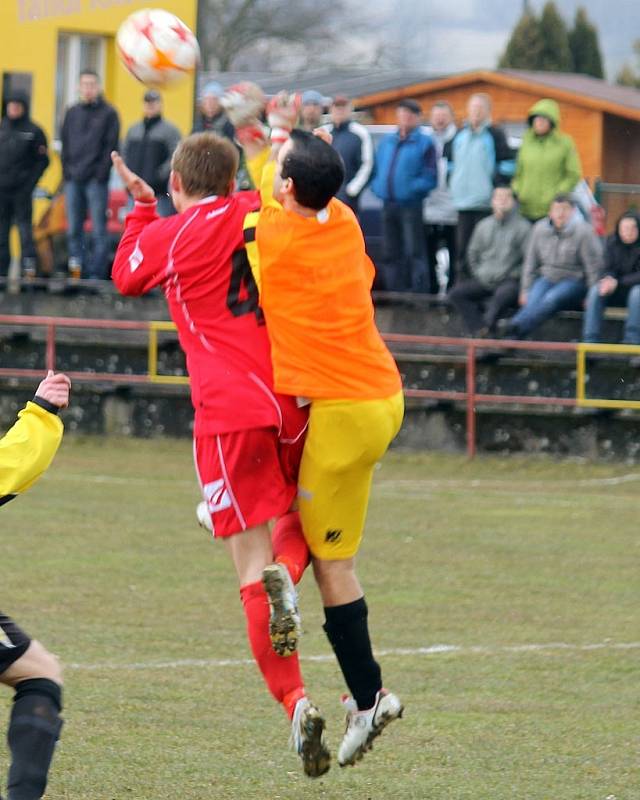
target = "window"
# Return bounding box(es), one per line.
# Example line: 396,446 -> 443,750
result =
54,33 -> 106,141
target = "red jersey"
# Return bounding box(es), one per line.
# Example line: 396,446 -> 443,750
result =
112,195 -> 287,437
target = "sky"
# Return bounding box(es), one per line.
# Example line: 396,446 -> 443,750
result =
365,0 -> 639,80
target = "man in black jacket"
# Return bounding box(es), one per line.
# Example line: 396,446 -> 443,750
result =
60,70 -> 120,280
0,91 -> 49,282
123,91 -> 181,217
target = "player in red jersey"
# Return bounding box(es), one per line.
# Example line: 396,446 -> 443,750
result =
110,133 -> 330,778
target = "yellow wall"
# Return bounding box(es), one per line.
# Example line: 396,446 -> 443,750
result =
0,0 -> 198,192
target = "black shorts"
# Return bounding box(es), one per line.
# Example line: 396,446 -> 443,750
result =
0,613 -> 31,674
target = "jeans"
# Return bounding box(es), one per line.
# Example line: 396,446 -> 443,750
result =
126,192 -> 176,218
0,191 -> 37,277
510,277 -> 586,337
448,277 -> 519,334
64,179 -> 109,279
382,201 -> 429,292
582,283 -> 640,345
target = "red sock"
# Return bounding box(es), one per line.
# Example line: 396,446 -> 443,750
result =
272,511 -> 310,585
240,580 -> 305,718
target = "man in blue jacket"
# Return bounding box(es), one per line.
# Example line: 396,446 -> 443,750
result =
371,99 -> 436,292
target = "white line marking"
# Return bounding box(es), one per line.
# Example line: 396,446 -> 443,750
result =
66,641 -> 640,672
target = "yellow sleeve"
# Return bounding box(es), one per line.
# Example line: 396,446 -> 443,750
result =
0,401 -> 63,504
246,147 -> 271,199
243,210 -> 261,294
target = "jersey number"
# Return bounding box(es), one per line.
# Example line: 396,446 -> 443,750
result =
226,249 -> 264,324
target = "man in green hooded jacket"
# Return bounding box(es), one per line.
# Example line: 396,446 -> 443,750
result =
511,99 -> 581,222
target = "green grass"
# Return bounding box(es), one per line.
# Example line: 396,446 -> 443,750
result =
2,438 -> 638,799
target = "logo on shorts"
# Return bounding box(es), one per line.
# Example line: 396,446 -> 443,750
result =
204,479 -> 232,514
0,630 -> 15,649
324,529 -> 343,544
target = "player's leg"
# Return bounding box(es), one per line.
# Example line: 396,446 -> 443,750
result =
298,392 -> 405,767
194,431 -> 329,777
0,615 -> 63,800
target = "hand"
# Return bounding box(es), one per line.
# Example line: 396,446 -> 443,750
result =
266,91 -> 301,144
111,152 -> 155,203
223,81 -> 266,127
518,291 -> 527,307
598,276 -> 617,296
313,127 -> 332,145
36,371 -> 71,409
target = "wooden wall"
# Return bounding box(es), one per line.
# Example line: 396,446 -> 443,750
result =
366,80 -> 604,184
599,114 -> 640,229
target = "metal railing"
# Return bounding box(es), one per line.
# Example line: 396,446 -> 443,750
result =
2,315 -> 640,458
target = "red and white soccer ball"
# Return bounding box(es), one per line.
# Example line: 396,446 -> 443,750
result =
116,8 -> 200,89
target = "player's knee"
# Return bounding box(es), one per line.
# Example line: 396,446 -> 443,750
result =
23,640 -> 63,685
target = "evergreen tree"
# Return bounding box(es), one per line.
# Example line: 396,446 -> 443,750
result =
569,7 -> 604,78
616,40 -> 640,88
498,10 -> 543,70
538,1 -> 572,72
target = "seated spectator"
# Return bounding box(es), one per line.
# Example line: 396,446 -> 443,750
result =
503,194 -> 602,339
448,185 -> 530,336
583,211 -> 640,345
511,99 -> 582,223
371,99 -> 437,292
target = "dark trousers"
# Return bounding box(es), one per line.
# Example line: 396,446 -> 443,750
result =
425,223 -> 457,292
382,201 -> 429,292
0,192 -> 36,277
448,277 -> 520,335
455,209 -> 491,280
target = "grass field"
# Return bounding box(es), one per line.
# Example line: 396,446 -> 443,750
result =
2,437 -> 638,799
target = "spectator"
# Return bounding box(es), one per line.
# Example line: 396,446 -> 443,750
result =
299,90 -> 324,132
123,90 -> 181,217
446,93 -> 515,280
0,90 -> 49,282
583,211 -> 640,346
322,95 -> 373,214
192,81 -> 235,139
193,81 -> 252,191
423,101 -> 458,292
60,70 -> 119,280
511,99 -> 582,223
448,185 -> 531,336
503,194 -> 602,339
371,98 -> 437,292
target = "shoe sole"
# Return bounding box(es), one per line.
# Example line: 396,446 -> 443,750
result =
262,564 -> 300,657
300,706 -> 331,778
339,703 -> 404,767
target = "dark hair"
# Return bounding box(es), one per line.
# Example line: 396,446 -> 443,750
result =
282,129 -> 345,210
397,98 -> 422,115
551,193 -> 575,207
79,69 -> 100,80
172,133 -> 239,197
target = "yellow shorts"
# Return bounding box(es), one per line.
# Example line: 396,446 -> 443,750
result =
297,390 -> 404,560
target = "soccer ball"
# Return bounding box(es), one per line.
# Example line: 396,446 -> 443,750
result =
116,8 -> 200,89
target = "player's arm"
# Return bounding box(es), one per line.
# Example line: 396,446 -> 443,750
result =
110,151 -> 173,296
0,372 -> 70,506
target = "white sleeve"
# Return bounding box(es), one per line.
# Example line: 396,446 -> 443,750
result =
345,122 -> 374,198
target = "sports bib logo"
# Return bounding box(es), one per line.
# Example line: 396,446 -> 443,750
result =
204,479 -> 232,514
0,629 -> 15,649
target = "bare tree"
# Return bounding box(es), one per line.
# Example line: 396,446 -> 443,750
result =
198,0 -> 350,71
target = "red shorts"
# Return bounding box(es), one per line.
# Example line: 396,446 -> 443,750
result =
194,422 -> 305,538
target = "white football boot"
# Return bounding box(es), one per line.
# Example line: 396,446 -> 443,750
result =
338,688 -> 404,767
290,696 -> 331,778
262,562 -> 301,657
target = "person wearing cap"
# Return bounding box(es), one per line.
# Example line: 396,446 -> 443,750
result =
193,81 -> 235,140
511,98 -> 582,223
445,93 -> 515,281
299,90 -> 325,132
123,91 -> 182,217
0,90 -> 49,283
60,70 -> 120,280
322,95 -> 373,215
371,98 -> 437,292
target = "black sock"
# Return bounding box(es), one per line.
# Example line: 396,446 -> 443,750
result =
7,678 -> 63,800
323,597 -> 382,710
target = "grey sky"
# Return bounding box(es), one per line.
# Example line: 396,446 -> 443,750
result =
365,0 -> 638,80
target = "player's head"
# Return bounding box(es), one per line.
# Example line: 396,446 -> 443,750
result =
275,129 -> 344,212
170,133 -> 239,210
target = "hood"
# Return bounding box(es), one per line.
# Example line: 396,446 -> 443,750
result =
615,210 -> 640,245
4,89 -> 29,116
527,98 -> 560,129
